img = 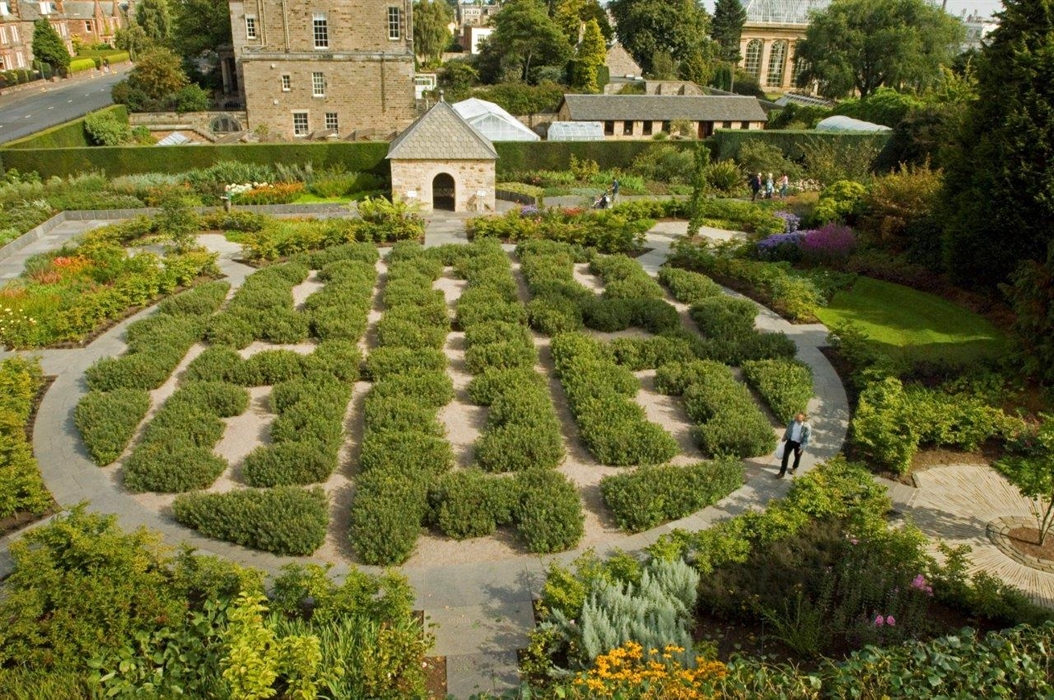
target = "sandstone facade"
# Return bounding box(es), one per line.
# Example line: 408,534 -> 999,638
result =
390,159 -> 495,214
229,0 -> 417,139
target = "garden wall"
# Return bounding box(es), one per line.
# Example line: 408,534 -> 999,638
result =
710,129 -> 891,162
1,105 -> 129,151
0,139 -> 693,179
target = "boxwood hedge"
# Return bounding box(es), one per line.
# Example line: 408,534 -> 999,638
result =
427,469 -> 518,540
600,459 -> 744,532
677,360 -> 777,458
657,266 -> 723,304
173,485 -> 329,556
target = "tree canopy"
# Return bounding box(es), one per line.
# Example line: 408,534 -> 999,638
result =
941,0 -> 1054,288
571,18 -> 607,91
476,0 -> 572,84
135,0 -> 173,43
711,0 -> 747,63
608,0 -> 713,77
31,19 -> 70,71
169,0 -> 232,63
794,0 -> 964,98
414,0 -> 454,67
551,0 -> 612,43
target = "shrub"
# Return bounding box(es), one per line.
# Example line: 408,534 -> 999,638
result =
577,400 -> 680,466
349,472 -> 427,565
376,315 -> 449,350
123,441 -> 228,493
185,345 -> 243,383
269,403 -> 344,448
242,441 -> 337,487
527,296 -> 584,335
515,469 -> 584,553
358,430 -> 453,476
464,340 -> 538,374
467,367 -> 547,406
156,280 -> 230,317
236,349 -> 307,386
75,389 -> 151,466
173,486 -> 329,556
679,361 -> 776,458
363,395 -> 445,437
608,336 -> 697,371
365,347 -> 446,381
428,469 -> 518,539
302,340 -> 362,382
476,423 -> 565,472
690,296 -> 758,338
657,266 -> 722,303
601,459 -> 744,532
0,357 -> 51,519
174,381 -> 250,418
369,370 -> 454,408
742,359 -> 814,423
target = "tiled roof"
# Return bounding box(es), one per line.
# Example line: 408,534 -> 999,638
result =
64,2 -> 100,18
560,94 -> 768,123
386,100 -> 498,161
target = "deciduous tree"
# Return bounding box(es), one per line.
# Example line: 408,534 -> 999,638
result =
942,0 -> 1054,288
170,0 -> 232,63
476,0 -> 571,84
996,416 -> 1054,545
794,0 -> 964,98
608,0 -> 711,75
136,0 -> 173,44
413,0 -> 454,67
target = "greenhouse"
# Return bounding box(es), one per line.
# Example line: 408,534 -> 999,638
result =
452,98 -> 540,142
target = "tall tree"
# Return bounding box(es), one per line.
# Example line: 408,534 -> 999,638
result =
414,0 -> 454,66
941,0 -> 1054,288
170,0 -> 232,62
475,0 -> 572,83
30,19 -> 70,72
114,24 -> 151,61
794,0 -> 964,98
571,18 -> 606,92
711,0 -> 746,63
136,0 -> 173,44
608,0 -> 711,75
552,0 -> 612,43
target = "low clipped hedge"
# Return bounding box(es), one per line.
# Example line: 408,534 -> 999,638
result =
551,332 -> 678,466
349,471 -> 428,565
242,441 -> 336,487
0,357 -> 52,520
206,262 -> 309,348
600,459 -> 744,532
121,381 -> 248,492
742,359 -> 814,423
676,361 -> 777,458
688,295 -> 798,366
85,315 -> 204,391
467,367 -> 547,406
515,469 -> 584,553
658,266 -> 723,304
156,280 -> 231,317
608,336 -> 697,371
173,486 -> 329,556
369,369 -> 454,408
365,347 -> 446,381
75,389 -> 151,465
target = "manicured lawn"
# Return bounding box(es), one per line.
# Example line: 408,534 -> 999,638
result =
815,276 -> 1006,365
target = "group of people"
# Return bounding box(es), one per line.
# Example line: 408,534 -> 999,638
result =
750,172 -> 789,201
593,178 -> 620,209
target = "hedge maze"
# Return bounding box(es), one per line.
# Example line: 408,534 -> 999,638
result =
75,234 -> 812,562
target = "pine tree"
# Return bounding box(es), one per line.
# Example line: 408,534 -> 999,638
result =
687,144 -> 712,237
941,0 -> 1054,287
31,19 -> 70,72
572,19 -> 606,92
711,0 -> 746,63
135,0 -> 172,43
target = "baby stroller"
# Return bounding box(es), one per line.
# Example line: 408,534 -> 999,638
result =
593,192 -> 611,209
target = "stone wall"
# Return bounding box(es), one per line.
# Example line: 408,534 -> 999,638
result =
240,57 -> 416,139
130,111 -> 249,135
390,159 -> 496,213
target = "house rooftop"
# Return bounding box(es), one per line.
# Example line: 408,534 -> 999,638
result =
559,94 -> 768,123
387,100 -> 498,161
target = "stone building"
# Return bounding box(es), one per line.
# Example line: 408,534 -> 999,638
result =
387,100 -> 497,213
227,0 -> 417,139
555,94 -> 767,140
1,0 -> 76,73
64,0 -> 122,48
736,0 -> 829,91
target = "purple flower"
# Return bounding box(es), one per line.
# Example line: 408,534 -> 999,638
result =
886,616 -> 896,626
775,211 -> 801,234
874,615 -> 884,626
911,575 -> 934,596
799,224 -> 857,262
519,205 -> 540,217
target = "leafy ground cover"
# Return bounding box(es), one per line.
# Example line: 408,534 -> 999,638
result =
0,356 -> 53,530
815,276 -> 1006,366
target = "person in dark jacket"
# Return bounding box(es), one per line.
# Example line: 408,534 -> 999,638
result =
749,172 -> 762,201
777,412 -> 811,477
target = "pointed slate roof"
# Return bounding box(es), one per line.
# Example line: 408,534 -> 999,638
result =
386,100 -> 498,161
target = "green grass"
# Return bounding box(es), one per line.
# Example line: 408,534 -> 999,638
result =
814,276 -> 1006,365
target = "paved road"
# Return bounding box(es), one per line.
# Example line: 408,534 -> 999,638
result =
0,70 -> 127,145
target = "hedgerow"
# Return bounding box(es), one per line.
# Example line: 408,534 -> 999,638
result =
349,242 -> 455,565
242,441 -> 337,487
85,315 -> 204,391
427,469 -> 519,539
206,262 -> 309,348
742,359 -> 814,423
657,266 -> 723,304
75,389 -> 151,466
122,381 -> 248,492
675,361 -> 776,458
608,336 -> 697,370
155,280 -> 230,317
467,367 -> 547,406
600,459 -> 744,532
172,486 -> 329,556
551,332 -> 677,466
514,469 -> 584,553
0,357 -> 52,520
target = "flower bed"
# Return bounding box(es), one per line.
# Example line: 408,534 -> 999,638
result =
468,207 -> 651,254
0,357 -> 52,523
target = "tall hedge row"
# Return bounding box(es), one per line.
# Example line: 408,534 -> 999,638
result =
0,105 -> 129,151
710,129 -> 891,163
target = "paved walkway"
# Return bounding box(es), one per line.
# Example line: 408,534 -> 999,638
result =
0,211 -> 1045,697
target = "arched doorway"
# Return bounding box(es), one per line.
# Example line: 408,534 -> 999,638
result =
432,173 -> 455,211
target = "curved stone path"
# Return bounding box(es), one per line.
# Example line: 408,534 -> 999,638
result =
0,210 -> 1045,697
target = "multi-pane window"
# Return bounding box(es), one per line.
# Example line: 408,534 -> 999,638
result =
642,121 -> 652,136
293,111 -> 309,136
84,20 -> 93,32
312,71 -> 325,97
16,50 -> 24,67
11,25 -> 19,42
744,39 -> 762,78
0,26 -> 8,44
245,15 -> 257,39
281,74 -> 291,91
387,6 -> 401,40
766,40 -> 787,87
313,12 -> 328,49
622,120 -> 633,135
325,112 -> 338,131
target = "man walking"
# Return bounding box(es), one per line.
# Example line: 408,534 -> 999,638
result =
611,177 -> 620,205
777,412 -> 810,477
749,172 -> 762,201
